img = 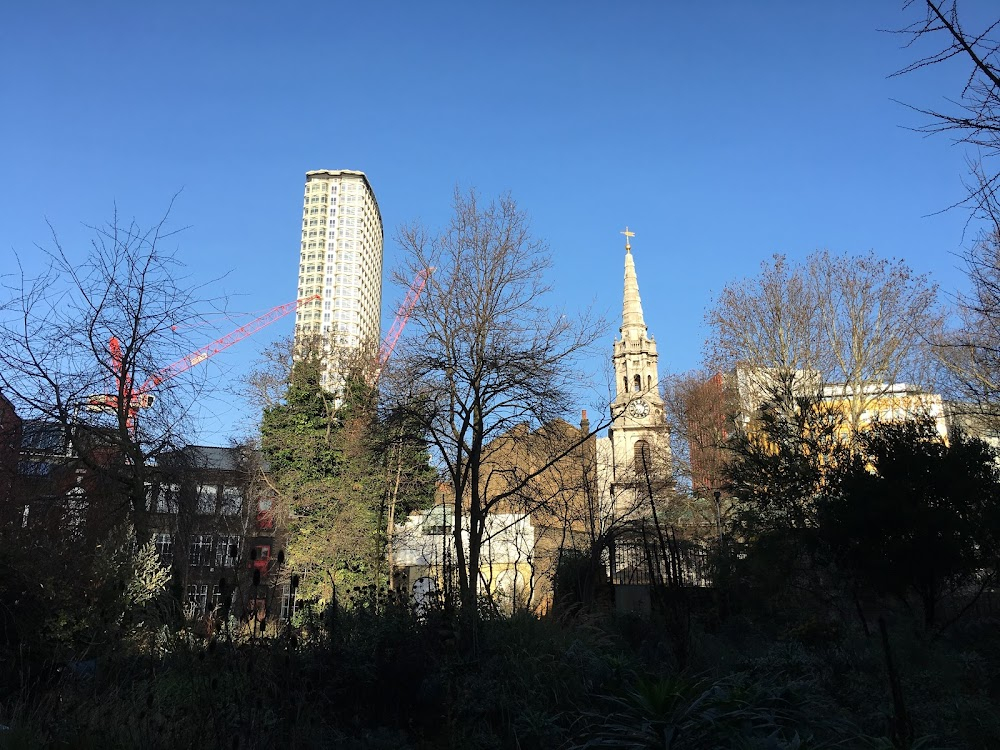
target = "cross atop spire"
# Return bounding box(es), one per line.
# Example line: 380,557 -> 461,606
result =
620,226 -> 635,253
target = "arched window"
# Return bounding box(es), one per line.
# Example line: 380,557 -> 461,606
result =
647,375 -> 652,390
634,440 -> 650,472
623,376 -> 629,393
634,374 -> 642,392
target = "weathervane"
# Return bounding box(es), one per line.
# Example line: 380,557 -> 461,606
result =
620,226 -> 635,252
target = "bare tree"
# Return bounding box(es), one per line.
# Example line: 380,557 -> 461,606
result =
0,206 -> 221,531
937,231 -> 1000,421
662,370 -> 737,496
391,188 -> 606,619
242,335 -> 297,415
895,1 -> 1000,223
707,255 -> 824,382
706,250 -> 941,433
894,3 -> 1000,420
809,250 -> 942,427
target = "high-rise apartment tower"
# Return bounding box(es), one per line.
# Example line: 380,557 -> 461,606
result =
294,169 -> 384,388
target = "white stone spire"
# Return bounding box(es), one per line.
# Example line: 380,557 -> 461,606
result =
612,227 -> 659,401
605,227 -> 670,493
622,244 -> 647,334
619,227 -> 647,337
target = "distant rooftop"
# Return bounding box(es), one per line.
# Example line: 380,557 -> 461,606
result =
160,444 -> 269,473
305,169 -> 367,178
20,420 -> 68,454
304,169 -> 381,226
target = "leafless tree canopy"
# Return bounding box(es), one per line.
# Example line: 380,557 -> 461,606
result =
706,250 -> 942,427
937,232 -> 1000,417
390,188 -> 606,612
0,207 -> 222,513
893,2 -> 1000,419
895,1 -> 1000,221
708,254 -> 824,381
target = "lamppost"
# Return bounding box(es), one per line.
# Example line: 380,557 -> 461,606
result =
713,490 -> 723,542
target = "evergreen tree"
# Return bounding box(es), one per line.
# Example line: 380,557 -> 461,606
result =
260,343 -> 435,604
819,419 -> 1000,628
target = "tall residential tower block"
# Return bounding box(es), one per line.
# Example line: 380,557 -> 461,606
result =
294,169 -> 384,387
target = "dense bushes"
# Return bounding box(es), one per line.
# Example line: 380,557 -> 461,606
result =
2,583 -> 999,748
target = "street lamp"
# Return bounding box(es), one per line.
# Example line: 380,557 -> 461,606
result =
713,490 -> 723,541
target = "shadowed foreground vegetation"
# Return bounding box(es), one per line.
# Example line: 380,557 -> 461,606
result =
2,572 -> 999,750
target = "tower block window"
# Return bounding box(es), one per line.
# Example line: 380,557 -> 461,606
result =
634,440 -> 651,472
634,374 -> 642,392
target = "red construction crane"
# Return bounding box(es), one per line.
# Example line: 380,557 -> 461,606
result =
90,294 -> 321,430
374,267 -> 432,382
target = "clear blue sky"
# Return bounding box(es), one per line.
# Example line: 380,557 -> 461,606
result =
1,1 -> 991,443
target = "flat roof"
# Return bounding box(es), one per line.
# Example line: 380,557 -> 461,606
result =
305,169 -> 382,229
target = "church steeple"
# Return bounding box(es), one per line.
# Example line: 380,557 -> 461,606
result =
612,228 -> 661,405
621,231 -> 647,335
606,227 -> 670,486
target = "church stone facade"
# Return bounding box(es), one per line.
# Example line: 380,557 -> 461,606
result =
598,232 -> 670,515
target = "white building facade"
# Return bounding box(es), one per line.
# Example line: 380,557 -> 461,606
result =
294,169 -> 384,387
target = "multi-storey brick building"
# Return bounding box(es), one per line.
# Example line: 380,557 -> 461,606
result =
146,445 -> 286,620
0,394 -> 22,525
6,424 -> 288,622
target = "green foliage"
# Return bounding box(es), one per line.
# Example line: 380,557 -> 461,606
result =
573,673 -> 841,749
726,393 -> 845,539
260,352 -> 342,481
723,399 -> 1000,630
93,524 -> 172,618
3,596 -> 999,749
260,343 -> 435,603
0,522 -> 171,682
818,420 -> 1000,627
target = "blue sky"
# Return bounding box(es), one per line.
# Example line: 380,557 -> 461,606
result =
1,1 -> 992,442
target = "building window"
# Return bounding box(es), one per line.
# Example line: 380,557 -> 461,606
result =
215,534 -> 241,567
280,584 -> 298,621
634,440 -> 651,473
257,495 -> 275,529
64,487 -> 88,538
190,534 -> 214,566
221,486 -> 242,516
251,544 -> 271,572
186,584 -> 209,617
196,484 -> 218,514
634,374 -> 642,392
156,483 -> 179,513
154,532 -> 173,563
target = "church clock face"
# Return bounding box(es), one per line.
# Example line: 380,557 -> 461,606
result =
628,398 -> 650,419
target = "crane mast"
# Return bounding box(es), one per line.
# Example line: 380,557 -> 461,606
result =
138,294 -> 321,392
91,294 -> 321,431
373,267 -> 431,383
90,264 -> 430,430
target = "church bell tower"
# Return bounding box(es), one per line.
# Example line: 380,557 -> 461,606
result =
608,228 -> 669,483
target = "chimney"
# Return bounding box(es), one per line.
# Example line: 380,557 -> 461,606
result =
581,409 -> 590,435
